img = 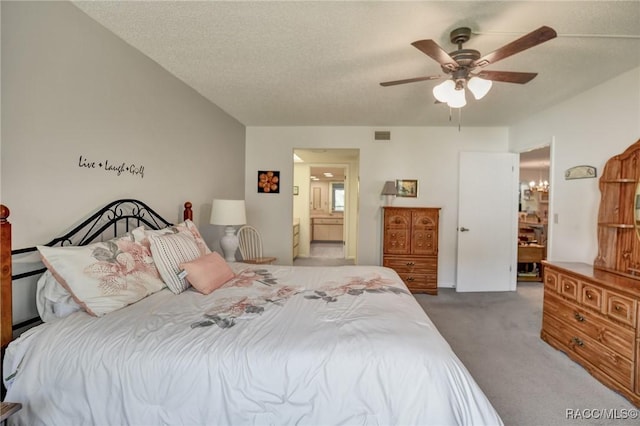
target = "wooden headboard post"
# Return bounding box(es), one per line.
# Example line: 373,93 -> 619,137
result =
1,205 -> 12,349
183,202 -> 193,221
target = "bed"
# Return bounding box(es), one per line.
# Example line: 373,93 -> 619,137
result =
1,199 -> 503,425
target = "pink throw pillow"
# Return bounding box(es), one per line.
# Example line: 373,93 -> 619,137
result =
180,252 -> 235,295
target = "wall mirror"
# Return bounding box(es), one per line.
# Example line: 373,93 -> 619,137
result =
312,187 -> 322,210
331,182 -> 345,212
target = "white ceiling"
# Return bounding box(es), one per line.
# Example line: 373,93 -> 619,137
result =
73,1 -> 640,127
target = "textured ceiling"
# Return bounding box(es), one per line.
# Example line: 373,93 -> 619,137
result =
73,1 -> 640,127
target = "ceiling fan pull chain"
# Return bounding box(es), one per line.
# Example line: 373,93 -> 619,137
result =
458,108 -> 462,132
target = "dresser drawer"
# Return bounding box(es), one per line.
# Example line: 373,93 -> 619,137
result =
543,267 -> 559,292
544,292 -> 635,360
604,291 -> 637,327
396,272 -> 437,293
580,283 -> 604,311
543,314 -> 635,391
559,274 -> 580,301
383,256 -> 436,274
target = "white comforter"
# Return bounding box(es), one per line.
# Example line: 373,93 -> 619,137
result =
3,264 -> 502,426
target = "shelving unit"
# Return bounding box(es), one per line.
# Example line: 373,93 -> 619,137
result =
594,140 -> 640,277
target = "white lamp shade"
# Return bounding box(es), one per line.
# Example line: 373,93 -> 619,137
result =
447,88 -> 467,108
210,199 -> 247,226
433,79 -> 455,103
467,77 -> 493,100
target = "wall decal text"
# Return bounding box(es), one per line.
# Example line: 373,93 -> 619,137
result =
78,155 -> 145,179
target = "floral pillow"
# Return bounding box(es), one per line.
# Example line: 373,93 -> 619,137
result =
37,235 -> 166,317
149,231 -> 203,294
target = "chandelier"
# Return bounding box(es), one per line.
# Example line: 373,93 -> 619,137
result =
432,75 -> 493,108
529,175 -> 549,192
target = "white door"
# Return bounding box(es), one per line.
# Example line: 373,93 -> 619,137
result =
456,152 -> 518,292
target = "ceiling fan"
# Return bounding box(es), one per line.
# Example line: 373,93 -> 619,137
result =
380,26 -> 557,107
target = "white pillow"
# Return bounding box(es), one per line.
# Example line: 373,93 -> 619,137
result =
149,231 -> 203,294
38,234 -> 166,317
36,271 -> 82,322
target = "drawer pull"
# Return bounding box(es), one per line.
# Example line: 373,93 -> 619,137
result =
406,262 -> 415,266
586,292 -> 593,300
614,305 -> 622,311
565,284 -> 570,290
407,277 -> 415,282
574,312 -> 585,322
571,337 -> 584,347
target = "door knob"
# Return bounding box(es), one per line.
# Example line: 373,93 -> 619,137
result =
459,227 -> 469,232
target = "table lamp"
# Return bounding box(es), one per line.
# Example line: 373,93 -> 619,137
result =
381,181 -> 397,206
209,199 -> 247,261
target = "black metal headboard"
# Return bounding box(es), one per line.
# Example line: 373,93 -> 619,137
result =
10,199 -> 175,329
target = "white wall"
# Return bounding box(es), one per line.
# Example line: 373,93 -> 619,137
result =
246,126 -> 508,288
1,2 -> 246,322
509,67 -> 640,264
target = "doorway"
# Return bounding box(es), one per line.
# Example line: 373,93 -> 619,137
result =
292,149 -> 359,265
517,145 -> 551,284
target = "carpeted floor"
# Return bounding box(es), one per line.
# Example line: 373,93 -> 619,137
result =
293,242 -> 355,266
415,283 -> 637,426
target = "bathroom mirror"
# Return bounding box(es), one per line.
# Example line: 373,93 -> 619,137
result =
312,187 -> 321,210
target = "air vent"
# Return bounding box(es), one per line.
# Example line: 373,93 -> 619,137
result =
374,130 -> 391,142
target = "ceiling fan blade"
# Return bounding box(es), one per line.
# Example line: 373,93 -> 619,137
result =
411,40 -> 458,71
472,26 -> 557,68
380,75 -> 441,87
475,70 -> 538,84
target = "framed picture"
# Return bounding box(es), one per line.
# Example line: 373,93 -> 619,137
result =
258,170 -> 280,193
293,186 -> 299,195
396,179 -> 418,198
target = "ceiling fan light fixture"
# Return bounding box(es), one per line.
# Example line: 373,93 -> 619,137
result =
467,76 -> 493,100
447,86 -> 467,108
433,79 -> 455,103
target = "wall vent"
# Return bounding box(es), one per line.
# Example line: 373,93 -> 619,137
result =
374,130 -> 391,142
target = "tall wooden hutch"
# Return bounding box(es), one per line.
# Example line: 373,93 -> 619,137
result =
382,207 -> 440,295
541,139 -> 640,406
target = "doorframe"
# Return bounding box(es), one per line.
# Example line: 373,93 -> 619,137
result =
292,149 -> 359,262
516,137 -> 554,276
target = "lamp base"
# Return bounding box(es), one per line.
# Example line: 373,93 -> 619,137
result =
220,226 -> 239,262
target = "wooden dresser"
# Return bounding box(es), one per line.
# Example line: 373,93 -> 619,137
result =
541,262 -> 640,406
541,139 -> 640,407
382,207 -> 440,295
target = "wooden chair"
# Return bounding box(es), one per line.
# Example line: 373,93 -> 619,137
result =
237,225 -> 276,264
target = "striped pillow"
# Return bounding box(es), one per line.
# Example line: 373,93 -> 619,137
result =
149,231 -> 203,294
